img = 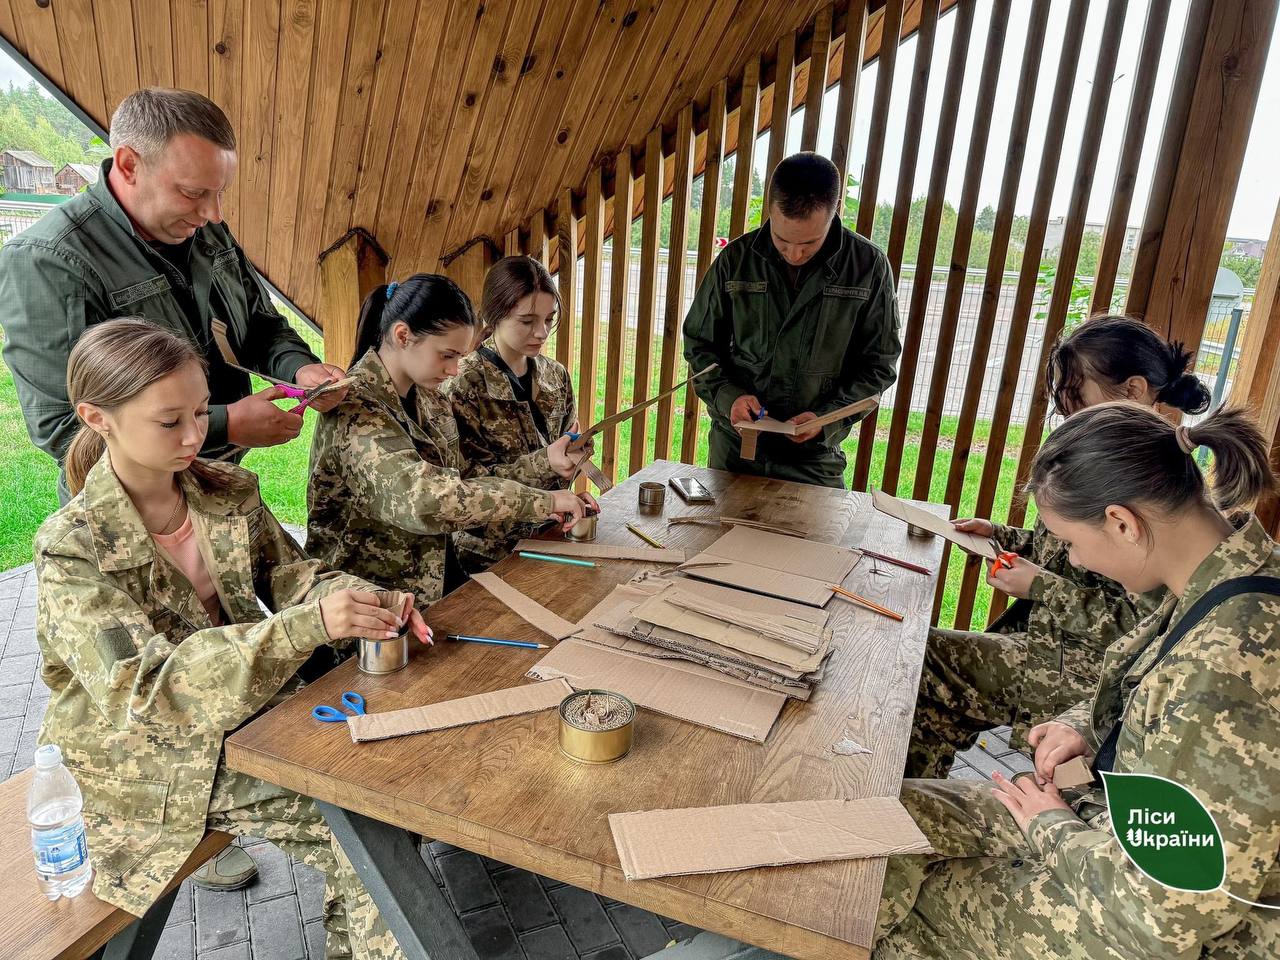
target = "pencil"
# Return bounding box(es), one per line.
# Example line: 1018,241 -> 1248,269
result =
625,523 -> 664,548
859,549 -> 930,575
829,585 -> 905,622
518,551 -> 596,568
448,634 -> 548,650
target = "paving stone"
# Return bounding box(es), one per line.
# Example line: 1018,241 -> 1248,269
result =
978,730 -> 1017,757
22,703 -> 47,734
427,838 -> 459,856
11,750 -> 31,774
303,919 -> 326,959
582,945 -> 633,960
492,866 -> 557,932
0,576 -> 25,600
0,754 -> 16,781
0,596 -> 17,621
1002,751 -> 1035,774
1,655 -> 38,686
4,629 -> 41,658
197,941 -> 250,960
661,921 -> 699,944
153,920 -> 196,960
608,903 -> 672,957
520,924 -> 578,960
537,872 -> 566,891
248,895 -> 306,960
16,729 -> 39,763
949,764 -> 988,781
437,850 -> 499,913
245,841 -> 298,904
460,904 -> 524,960
194,884 -> 249,952
293,862 -> 326,923
0,684 -> 28,719
169,880 -> 194,924
549,883 -> 620,954
957,746 -> 1016,778
419,842 -> 443,886
0,722 -> 21,756
11,605 -> 35,630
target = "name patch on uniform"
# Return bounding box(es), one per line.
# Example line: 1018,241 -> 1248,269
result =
108,275 -> 171,309
725,280 -> 767,294
824,284 -> 870,300
212,248 -> 240,274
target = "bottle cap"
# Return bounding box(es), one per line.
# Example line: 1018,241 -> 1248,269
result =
34,743 -> 62,770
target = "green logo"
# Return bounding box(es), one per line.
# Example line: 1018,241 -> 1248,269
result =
1103,771 -> 1225,892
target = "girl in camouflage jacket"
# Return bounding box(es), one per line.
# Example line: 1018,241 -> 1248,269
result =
306,274 -> 594,604
908,316 -> 1214,778
34,319 -> 429,957
443,256 -> 579,572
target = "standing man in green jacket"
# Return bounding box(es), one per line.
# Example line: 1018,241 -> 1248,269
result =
0,86 -> 348,892
1,87 -> 347,504
682,152 -> 901,488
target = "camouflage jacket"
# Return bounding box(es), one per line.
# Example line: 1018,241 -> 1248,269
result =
1032,516 -> 1280,958
442,349 -> 575,565
34,455 -> 372,916
306,349 -> 558,602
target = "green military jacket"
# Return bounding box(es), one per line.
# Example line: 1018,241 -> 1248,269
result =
34,455 -> 372,916
682,218 -> 901,458
0,159 -> 317,465
442,349 -> 575,567
1027,516 -> 1280,958
306,349 -> 559,602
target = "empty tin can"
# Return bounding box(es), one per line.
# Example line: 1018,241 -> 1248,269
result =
567,513 -> 598,541
638,482 -> 665,508
559,689 -> 635,763
357,634 -> 409,675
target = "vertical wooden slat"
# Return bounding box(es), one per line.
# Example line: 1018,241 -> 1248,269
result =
654,103 -> 695,461
504,228 -> 521,257
319,232 -> 385,367
529,209 -> 550,266
880,0 -> 974,495
577,166 -> 606,447
945,0 -> 1052,630
729,55 -> 761,240
628,127 -> 663,474
603,147 -> 634,483
763,32 -> 796,207
171,0 -> 210,95
135,0 -> 176,88
93,0 -> 140,120
53,0 -> 106,124
681,78 -> 727,465
962,0 -> 1091,626
265,0 -> 317,287
1091,0 -> 1174,313
830,0 -> 869,204
238,0 -> 282,258
1235,199 -> 1280,422
11,0 -> 65,90
800,4 -> 833,152
850,0 -> 906,491
555,188 -> 578,376
912,0 -> 1010,503
209,0 -> 244,227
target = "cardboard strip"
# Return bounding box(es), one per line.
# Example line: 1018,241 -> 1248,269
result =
512,540 -> 686,563
870,488 -> 996,559
576,457 -> 615,493
569,363 -> 717,450
472,572 -> 579,640
736,397 -> 879,461
609,797 -> 933,880
348,678 -> 573,743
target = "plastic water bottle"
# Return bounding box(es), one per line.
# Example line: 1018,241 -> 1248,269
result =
28,744 -> 91,900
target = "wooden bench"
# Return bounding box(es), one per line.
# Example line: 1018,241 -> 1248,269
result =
0,768 -> 232,960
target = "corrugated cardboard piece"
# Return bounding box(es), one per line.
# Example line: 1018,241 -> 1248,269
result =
680,526 -> 858,606
871,488 -> 997,559
736,396 -> 879,460
513,539 -> 686,563
348,678 -> 573,742
472,572 -> 580,640
1052,756 -> 1095,789
609,797 -> 934,880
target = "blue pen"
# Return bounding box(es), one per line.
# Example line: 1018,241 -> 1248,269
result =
565,431 -> 580,442
449,634 -> 549,650
753,407 -> 768,421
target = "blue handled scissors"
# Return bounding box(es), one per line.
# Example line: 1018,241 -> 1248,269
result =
312,691 -> 366,723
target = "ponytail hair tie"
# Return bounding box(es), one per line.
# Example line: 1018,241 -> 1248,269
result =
1175,424 -> 1197,455
386,281 -> 399,302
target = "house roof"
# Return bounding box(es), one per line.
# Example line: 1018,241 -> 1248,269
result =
2,149 -> 53,169
60,162 -> 100,183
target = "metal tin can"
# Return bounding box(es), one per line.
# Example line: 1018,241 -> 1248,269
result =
567,513 -> 598,541
558,690 -> 635,764
357,634 -> 409,675
638,481 -> 666,508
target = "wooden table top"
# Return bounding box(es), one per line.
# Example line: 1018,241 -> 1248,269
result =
226,460 -> 946,959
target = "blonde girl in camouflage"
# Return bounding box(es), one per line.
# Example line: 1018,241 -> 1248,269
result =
443,256 -> 580,572
33,319 -> 431,958
907,316 -> 1213,779
306,273 -> 595,603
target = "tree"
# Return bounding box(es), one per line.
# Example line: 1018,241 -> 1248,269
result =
975,204 -> 996,233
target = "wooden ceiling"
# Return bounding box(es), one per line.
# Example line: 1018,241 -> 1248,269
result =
0,0 -> 915,318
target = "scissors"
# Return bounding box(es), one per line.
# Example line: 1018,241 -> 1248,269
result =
311,691 -> 366,723
988,539 -> 1020,578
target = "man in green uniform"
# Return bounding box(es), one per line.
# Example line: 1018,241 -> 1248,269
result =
1,87 -> 347,504
682,152 -> 901,488
0,86 -> 347,890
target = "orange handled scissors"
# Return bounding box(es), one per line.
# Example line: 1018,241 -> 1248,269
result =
989,539 -> 1019,577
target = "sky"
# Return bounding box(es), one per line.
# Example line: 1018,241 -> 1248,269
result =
1,0 -> 1276,239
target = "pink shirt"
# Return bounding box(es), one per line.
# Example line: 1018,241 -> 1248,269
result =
152,515 -> 223,625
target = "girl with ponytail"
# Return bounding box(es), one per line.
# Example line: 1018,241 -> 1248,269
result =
307,273 -> 595,602
875,403 -> 1280,958
34,318 -> 427,952
908,315 -> 1214,780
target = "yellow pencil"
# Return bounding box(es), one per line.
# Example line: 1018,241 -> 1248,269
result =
626,523 -> 664,548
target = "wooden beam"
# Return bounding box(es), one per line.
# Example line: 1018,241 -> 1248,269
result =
629,126 -> 664,474
603,148 -> 634,483
529,209 -> 551,267
318,232 -> 387,368
729,55 -> 761,240
830,0 -> 869,199
555,188 -> 578,375
763,30 -> 794,209
441,241 -> 494,309
800,5 -> 833,152
654,103 -> 695,461
577,165 -> 607,455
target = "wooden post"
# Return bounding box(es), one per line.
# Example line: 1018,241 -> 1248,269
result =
800,5 -> 833,152
441,241 -> 494,310
603,147 -> 634,483
578,165 -> 606,443
629,126 -> 663,474
556,188 -> 578,375
318,229 -> 387,368
654,103 -> 695,461
763,32 -> 796,209
729,56 -> 761,241
529,209 -> 550,266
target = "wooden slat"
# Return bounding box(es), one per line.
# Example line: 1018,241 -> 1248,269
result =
912,0 -> 1010,504
603,147 -> 634,482
52,0 -> 105,125
762,30 -> 795,207
10,0 -> 64,91
208,0 -> 244,227
729,55 -> 761,240
92,0 -> 139,120
319,231 -> 386,367
135,0 -> 175,88
880,0 -> 972,495
237,0 -> 282,258
1233,200 -> 1280,414
961,0 -> 1091,627
1091,0 -> 1173,314
654,103 -> 695,461
555,187 -> 578,374
945,0 -> 1052,630
830,0 -> 869,195
171,0 -> 210,95
799,4 -> 832,152
578,165 -> 606,448
504,227 -> 522,257
628,126 -> 664,473
0,0 -> 24,56
529,209 -> 551,266
850,0 -> 906,491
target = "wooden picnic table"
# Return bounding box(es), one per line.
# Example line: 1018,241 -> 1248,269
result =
226,460 -> 947,959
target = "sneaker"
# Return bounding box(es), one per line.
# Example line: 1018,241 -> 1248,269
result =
191,844 -> 259,891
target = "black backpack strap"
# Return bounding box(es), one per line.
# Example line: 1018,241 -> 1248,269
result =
1091,575 -> 1280,777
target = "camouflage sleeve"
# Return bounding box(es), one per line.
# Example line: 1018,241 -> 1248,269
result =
990,523 -> 1035,555
340,410 -> 555,534
1027,569 -> 1141,645
1027,665 -> 1278,956
1052,698 -> 1096,742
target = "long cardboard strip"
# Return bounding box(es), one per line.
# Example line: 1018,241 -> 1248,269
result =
870,488 -> 996,559
609,797 -> 933,880
569,363 -> 717,450
348,678 -> 573,743
472,572 -> 580,640
512,540 -> 686,564
737,396 -> 879,461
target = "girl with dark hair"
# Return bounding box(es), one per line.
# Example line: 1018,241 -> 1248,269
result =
908,315 -> 1212,780
443,256 -> 580,570
307,273 -> 595,602
35,318 -> 427,957
875,403 -> 1280,958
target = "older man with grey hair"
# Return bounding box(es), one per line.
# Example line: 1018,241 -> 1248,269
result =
0,87 -> 350,892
